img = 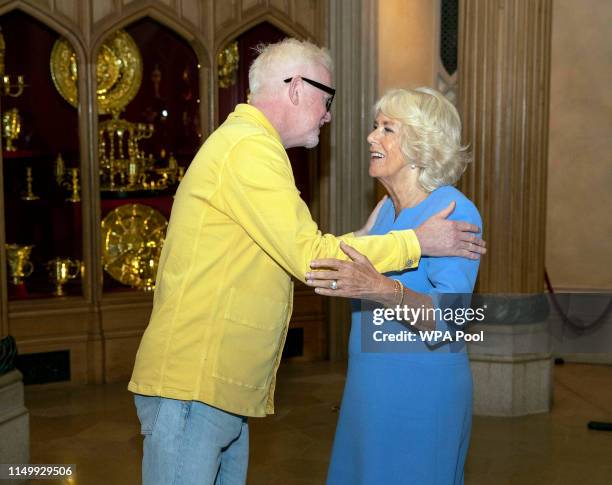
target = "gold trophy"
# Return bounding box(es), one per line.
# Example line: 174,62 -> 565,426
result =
46,257 -> 81,296
2,107 -> 21,151
5,244 -> 34,285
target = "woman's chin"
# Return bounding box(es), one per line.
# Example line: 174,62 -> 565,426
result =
368,163 -> 382,178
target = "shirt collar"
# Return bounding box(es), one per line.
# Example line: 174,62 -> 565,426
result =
231,104 -> 283,144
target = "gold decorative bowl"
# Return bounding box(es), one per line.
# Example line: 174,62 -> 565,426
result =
50,29 -> 143,115
101,204 -> 167,290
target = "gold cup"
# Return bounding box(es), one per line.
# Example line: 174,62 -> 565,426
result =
46,257 -> 81,296
5,243 -> 34,285
2,107 -> 21,151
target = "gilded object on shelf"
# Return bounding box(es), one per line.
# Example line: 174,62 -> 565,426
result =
101,204 -> 167,291
5,243 -> 34,285
50,30 -> 143,115
0,30 -> 25,98
21,166 -> 39,201
99,117 -> 154,190
218,41 -> 239,88
2,107 -> 20,151
65,167 -> 80,203
46,257 -> 81,296
54,153 -> 65,185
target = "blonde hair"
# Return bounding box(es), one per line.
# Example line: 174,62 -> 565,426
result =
374,87 -> 471,192
248,38 -> 333,100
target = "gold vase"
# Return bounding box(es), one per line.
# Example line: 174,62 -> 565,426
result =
2,107 -> 21,152
46,257 -> 81,296
5,243 -> 34,285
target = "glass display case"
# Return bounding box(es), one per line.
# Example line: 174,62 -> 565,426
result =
1,10 -> 83,300
96,18 -> 201,294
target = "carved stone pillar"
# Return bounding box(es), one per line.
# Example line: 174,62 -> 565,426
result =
327,0 -> 378,360
458,0 -> 552,294
458,0 -> 553,415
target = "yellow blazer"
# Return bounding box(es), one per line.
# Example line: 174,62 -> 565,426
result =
128,104 -> 421,417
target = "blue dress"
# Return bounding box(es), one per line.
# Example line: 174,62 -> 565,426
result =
327,186 -> 482,485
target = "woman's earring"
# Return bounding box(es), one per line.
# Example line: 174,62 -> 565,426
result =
410,164 -> 416,169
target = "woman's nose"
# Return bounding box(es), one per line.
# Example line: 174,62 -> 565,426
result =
367,129 -> 378,144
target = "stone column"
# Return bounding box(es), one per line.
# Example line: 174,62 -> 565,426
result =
458,0 -> 554,416
326,0 -> 378,360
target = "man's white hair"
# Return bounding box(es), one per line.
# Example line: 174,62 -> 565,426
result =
248,38 -> 333,100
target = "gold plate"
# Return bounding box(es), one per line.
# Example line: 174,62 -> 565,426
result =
50,30 -> 143,114
101,204 -> 167,290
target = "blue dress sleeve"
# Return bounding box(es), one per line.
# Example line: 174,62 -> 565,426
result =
426,197 -> 482,294
424,193 -> 482,341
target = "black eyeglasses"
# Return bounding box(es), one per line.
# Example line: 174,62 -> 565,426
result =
284,76 -> 336,112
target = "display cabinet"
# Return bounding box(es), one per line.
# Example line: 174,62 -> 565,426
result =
0,0 -> 329,385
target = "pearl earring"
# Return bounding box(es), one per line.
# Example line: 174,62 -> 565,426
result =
410,164 -> 416,169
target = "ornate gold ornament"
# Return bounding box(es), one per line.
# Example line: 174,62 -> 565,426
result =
217,41 -> 239,88
1,107 -> 20,151
101,204 -> 167,291
5,243 -> 34,285
50,30 -> 143,115
46,257 -> 82,296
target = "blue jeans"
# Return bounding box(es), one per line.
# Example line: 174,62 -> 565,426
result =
134,395 -> 249,485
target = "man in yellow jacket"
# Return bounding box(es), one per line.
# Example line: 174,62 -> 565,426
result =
129,38 -> 485,484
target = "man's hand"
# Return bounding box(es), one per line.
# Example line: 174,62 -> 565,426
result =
415,201 -> 486,260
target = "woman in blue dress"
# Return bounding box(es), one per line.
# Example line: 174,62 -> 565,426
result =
306,88 -> 482,484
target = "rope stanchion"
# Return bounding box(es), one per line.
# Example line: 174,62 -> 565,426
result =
545,270 -> 612,433
544,271 -> 612,333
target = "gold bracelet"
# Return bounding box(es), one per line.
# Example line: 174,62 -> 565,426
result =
397,280 -> 405,308
392,279 -> 403,307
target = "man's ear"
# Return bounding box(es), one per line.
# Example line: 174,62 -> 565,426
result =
288,77 -> 300,106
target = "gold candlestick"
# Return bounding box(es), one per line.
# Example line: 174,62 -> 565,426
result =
54,154 -> 65,185
21,166 -> 39,201
66,168 -> 80,202
0,31 -> 25,98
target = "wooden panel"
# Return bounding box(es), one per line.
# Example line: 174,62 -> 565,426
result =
53,0 -> 79,24
268,0 -> 290,17
293,0 -> 317,39
292,290 -> 324,318
458,0 -> 552,293
241,0 -> 264,15
215,0 -> 239,33
16,339 -> 89,384
104,333 -> 143,382
180,0 -> 202,30
100,303 -> 152,333
9,308 -> 94,342
29,0 -> 52,10
92,0 -> 116,25
287,318 -> 326,361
